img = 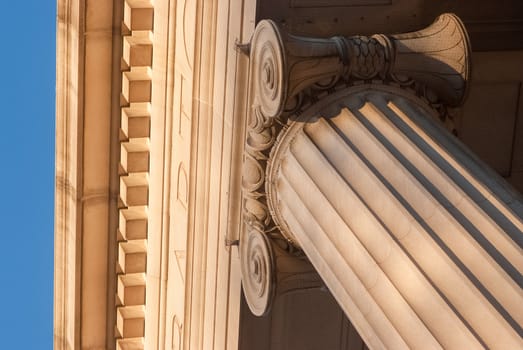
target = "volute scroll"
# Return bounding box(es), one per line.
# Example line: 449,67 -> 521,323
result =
249,20 -> 287,119
239,226 -> 275,316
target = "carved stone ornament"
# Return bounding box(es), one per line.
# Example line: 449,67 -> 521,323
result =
239,13 -> 471,316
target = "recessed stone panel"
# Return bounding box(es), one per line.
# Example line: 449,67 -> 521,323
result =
117,273 -> 146,305
118,242 -> 147,274
122,68 -> 152,103
119,207 -> 147,240
124,0 -> 153,32
120,173 -> 149,207
461,82 -> 520,176
117,305 -> 145,338
121,104 -> 151,139
123,31 -> 153,67
117,338 -> 145,350
121,139 -> 150,173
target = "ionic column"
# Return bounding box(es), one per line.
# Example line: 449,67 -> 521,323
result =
239,13 -> 522,350
266,86 -> 522,350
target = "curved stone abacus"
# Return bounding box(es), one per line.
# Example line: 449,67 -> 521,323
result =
251,13 -> 470,112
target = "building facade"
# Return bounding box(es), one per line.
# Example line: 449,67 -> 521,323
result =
54,1 -> 523,349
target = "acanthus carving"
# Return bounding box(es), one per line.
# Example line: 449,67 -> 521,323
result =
335,34 -> 393,80
239,13 -> 471,316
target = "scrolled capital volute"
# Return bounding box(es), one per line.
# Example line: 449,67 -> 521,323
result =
240,226 -> 275,316
249,20 -> 287,119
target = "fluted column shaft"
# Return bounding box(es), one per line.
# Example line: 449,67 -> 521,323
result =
267,87 -> 523,350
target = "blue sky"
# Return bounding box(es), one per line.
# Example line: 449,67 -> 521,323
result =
0,2 -> 55,348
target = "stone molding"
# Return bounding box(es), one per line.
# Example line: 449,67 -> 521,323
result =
55,0 -> 123,348
116,1 -> 153,349
54,0 -> 82,348
239,14 -> 472,318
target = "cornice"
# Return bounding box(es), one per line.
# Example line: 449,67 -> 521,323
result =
54,0 -> 83,348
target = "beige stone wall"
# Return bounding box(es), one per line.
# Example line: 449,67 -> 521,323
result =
116,0 -> 153,348
146,1 -> 257,348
